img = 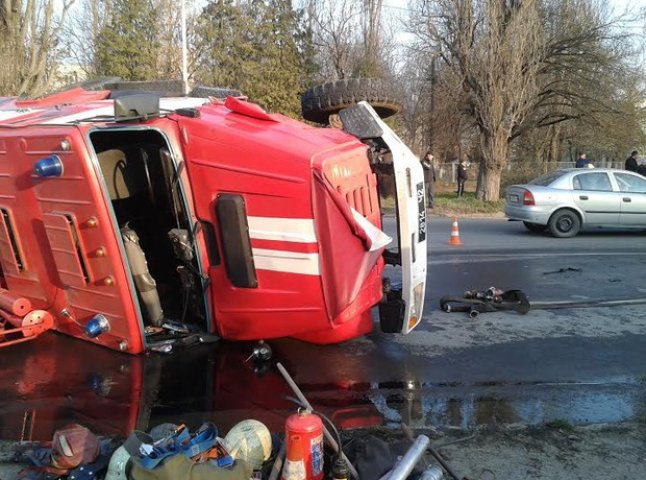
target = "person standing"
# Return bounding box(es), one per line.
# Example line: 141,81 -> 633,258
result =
575,152 -> 591,168
625,150 -> 638,172
457,159 -> 468,197
421,151 -> 436,208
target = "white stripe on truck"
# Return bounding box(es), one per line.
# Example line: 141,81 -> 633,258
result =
251,248 -> 320,276
247,216 -> 317,243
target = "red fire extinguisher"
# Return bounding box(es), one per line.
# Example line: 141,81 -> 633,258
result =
282,410 -> 324,480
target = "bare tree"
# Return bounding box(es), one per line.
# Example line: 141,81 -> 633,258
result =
154,0 -> 185,79
409,0 -> 643,200
410,0 -> 545,200
65,0 -> 112,78
302,0 -> 396,81
304,0 -> 363,80
1,0 -> 76,96
357,0 -> 383,77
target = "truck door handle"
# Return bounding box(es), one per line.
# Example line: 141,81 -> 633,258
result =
623,197 -> 632,202
579,195 -> 588,200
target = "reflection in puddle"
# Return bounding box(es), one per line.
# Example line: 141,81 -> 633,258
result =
0,334 -> 642,441
366,384 -> 641,429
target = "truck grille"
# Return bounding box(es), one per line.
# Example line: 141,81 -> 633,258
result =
343,185 -> 373,217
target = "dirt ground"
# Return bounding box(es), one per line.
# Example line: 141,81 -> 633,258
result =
424,422 -> 646,480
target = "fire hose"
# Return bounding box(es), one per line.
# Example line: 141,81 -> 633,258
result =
440,286 -> 646,318
0,288 -> 55,347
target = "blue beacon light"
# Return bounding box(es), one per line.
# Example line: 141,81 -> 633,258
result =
33,155 -> 64,178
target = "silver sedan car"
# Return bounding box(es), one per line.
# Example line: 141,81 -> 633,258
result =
505,168 -> 646,237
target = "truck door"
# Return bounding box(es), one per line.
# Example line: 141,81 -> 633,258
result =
0,130 -> 145,353
173,114 -> 330,340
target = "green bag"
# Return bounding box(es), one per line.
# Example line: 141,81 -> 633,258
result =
130,455 -> 252,480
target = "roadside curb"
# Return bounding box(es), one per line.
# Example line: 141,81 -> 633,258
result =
427,211 -> 505,219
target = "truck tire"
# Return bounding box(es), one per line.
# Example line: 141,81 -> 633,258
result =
301,78 -> 401,124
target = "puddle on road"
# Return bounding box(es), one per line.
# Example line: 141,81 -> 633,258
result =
0,334 -> 643,441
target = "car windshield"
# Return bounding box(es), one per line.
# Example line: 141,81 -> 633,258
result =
528,170 -> 566,186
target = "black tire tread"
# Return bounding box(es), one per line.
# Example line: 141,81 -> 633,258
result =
301,78 -> 401,124
189,85 -> 243,99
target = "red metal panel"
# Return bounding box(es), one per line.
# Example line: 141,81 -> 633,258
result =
29,130 -> 145,353
0,128 -> 144,353
0,136 -> 51,304
175,106 -> 383,342
176,110 -> 331,339
42,212 -> 92,288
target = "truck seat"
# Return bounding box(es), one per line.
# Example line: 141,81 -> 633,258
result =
121,225 -> 164,327
97,149 -> 150,224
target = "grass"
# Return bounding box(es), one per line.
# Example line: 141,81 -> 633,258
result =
379,181 -> 505,217
432,191 -> 504,216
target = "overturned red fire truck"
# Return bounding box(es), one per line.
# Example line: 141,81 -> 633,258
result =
0,81 -> 426,353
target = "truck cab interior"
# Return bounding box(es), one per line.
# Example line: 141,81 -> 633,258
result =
90,129 -> 208,336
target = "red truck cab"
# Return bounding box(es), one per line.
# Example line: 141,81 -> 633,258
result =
0,87 -> 426,353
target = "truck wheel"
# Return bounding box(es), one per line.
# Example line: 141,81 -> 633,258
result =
301,78 -> 401,124
548,209 -> 581,238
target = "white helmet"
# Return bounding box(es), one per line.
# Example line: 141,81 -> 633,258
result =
104,446 -> 131,480
223,419 -> 272,470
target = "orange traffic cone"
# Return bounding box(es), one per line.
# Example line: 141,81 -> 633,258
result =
282,435 -> 306,480
448,217 -> 462,245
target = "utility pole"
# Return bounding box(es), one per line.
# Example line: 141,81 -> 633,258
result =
181,0 -> 188,95
428,55 -> 436,153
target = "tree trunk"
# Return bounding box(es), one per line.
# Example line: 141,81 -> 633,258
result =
476,163 -> 503,201
476,130 -> 507,201
547,125 -> 561,165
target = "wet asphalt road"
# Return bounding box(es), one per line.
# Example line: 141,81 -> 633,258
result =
0,217 -> 644,441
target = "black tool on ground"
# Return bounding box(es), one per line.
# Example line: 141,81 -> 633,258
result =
440,286 -> 530,317
245,340 -> 272,363
542,267 -> 581,275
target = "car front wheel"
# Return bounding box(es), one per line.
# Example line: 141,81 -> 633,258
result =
523,221 -> 547,233
548,209 -> 581,238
